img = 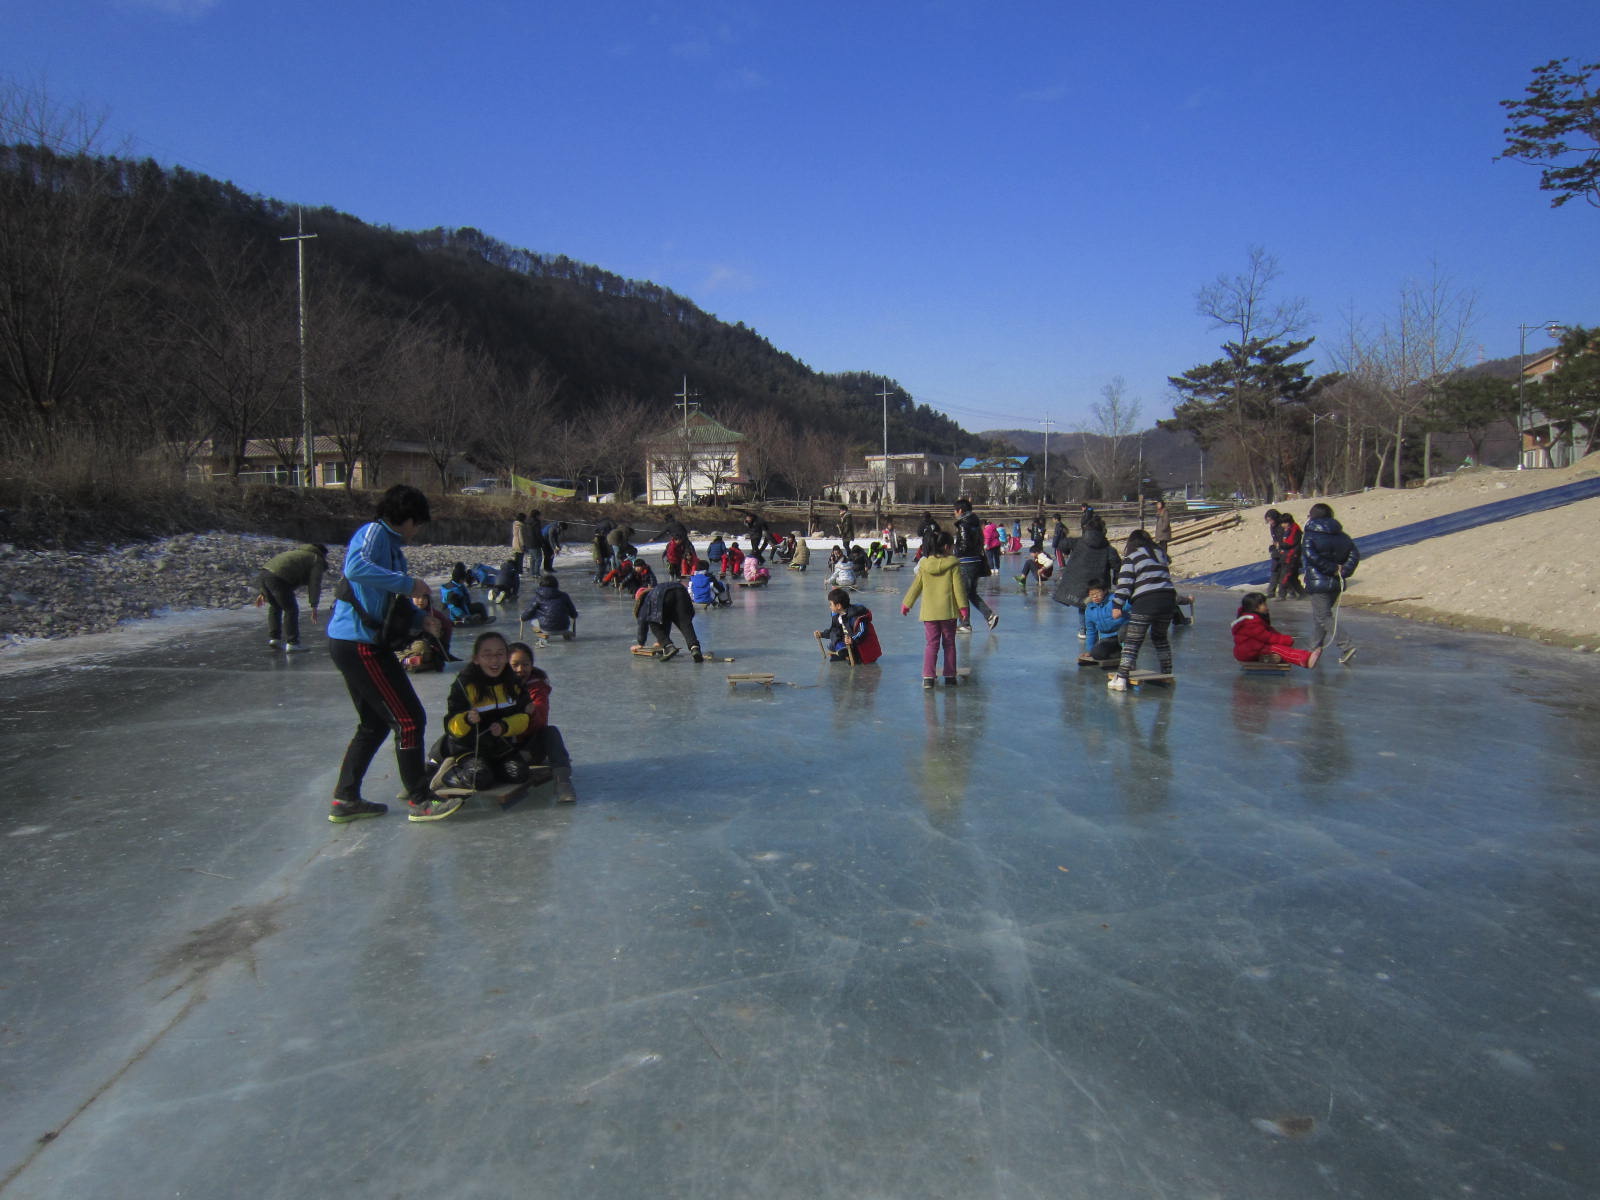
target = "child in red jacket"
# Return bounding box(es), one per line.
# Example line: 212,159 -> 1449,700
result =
1231,592 -> 1321,669
721,541 -> 745,579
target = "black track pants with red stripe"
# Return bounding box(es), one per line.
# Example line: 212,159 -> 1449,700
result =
329,638 -> 428,804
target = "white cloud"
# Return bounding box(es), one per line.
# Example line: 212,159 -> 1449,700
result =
720,66 -> 768,91
702,264 -> 756,294
1018,83 -> 1068,104
117,0 -> 222,15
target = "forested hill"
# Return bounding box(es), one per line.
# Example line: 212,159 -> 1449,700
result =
156,164 -> 980,456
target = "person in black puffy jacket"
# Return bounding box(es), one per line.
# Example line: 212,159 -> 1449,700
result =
1302,503 -> 1360,663
520,573 -> 579,639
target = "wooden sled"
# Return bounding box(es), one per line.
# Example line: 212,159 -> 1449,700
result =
630,645 -> 662,658
727,672 -> 777,690
1077,654 -> 1117,670
1240,660 -> 1293,673
478,765 -> 558,811
1127,670 -> 1175,687
736,579 -> 770,588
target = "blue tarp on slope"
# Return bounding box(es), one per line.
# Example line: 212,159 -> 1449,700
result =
1185,474 -> 1600,589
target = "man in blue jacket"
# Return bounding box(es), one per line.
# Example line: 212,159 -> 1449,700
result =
327,484 -> 464,824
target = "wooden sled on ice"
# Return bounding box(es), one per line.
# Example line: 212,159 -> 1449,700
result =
1127,670 -> 1175,687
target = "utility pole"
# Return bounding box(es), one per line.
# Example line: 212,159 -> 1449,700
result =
280,208 -> 317,487
1040,416 -> 1054,508
674,376 -> 700,432
877,380 -> 894,519
670,376 -> 701,505
1137,434 -> 1146,526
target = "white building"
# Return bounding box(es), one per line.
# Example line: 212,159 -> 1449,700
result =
642,410 -> 746,505
827,452 -> 962,507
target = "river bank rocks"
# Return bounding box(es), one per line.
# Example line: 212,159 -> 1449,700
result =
0,534 -> 513,645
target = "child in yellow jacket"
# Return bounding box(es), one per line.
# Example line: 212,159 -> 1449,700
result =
900,532 -> 969,687
430,631 -> 533,793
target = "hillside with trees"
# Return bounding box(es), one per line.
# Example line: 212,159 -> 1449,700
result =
0,87 -> 981,501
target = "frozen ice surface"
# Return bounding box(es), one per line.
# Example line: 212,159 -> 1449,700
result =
2,557 -> 1598,1199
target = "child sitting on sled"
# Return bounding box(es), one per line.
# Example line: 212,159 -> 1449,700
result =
1231,592 -> 1321,669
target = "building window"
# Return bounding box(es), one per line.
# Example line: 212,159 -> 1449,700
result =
321,460 -> 349,486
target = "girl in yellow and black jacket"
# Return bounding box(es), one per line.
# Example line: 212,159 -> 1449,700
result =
431,631 -> 533,791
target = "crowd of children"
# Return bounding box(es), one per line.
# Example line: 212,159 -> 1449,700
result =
315,489 -> 1362,826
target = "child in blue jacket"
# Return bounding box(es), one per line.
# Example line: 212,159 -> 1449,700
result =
1082,582 -> 1127,662
688,561 -> 731,608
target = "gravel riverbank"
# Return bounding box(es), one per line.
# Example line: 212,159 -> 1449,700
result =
0,534 -> 521,645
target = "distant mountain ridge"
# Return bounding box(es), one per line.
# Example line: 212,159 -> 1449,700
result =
980,426 -> 1206,490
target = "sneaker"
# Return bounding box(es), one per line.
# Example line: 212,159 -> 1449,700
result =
267,638 -> 284,648
691,647 -> 704,663
1013,574 -> 1026,585
943,676 -> 959,687
1077,631 -> 1087,641
922,677 -> 936,689
956,624 -> 972,634
1106,675 -> 1129,691
1338,645 -> 1358,665
1307,647 -> 1323,669
284,641 -> 308,653
329,798 -> 387,823
660,644 -> 680,662
407,793 -> 466,822
986,612 -> 999,630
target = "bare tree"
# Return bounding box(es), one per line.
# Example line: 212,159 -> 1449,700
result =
167,239 -> 297,479
724,403 -> 788,500
479,360 -> 560,485
1077,377 -> 1143,499
585,391 -> 649,500
1196,246 -> 1309,348
0,83 -> 150,457
309,278 -> 410,490
1361,268 -> 1478,488
541,416 -> 595,496
699,449 -> 736,502
402,330 -> 489,493
649,424 -> 698,505
770,425 -> 846,503
1172,247 -> 1316,500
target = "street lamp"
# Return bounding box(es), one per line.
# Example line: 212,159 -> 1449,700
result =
1517,321 -> 1566,469
1309,412 -> 1339,495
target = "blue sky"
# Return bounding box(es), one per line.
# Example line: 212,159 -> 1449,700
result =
5,0 -> 1596,434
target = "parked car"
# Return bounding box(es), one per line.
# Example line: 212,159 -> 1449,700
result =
460,477 -> 512,496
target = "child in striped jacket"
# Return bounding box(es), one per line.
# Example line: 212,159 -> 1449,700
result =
1107,529 -> 1178,691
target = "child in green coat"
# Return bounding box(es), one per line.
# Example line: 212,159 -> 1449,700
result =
900,532 -> 969,687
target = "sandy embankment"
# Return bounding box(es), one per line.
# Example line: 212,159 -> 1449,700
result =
1166,454 -> 1600,648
